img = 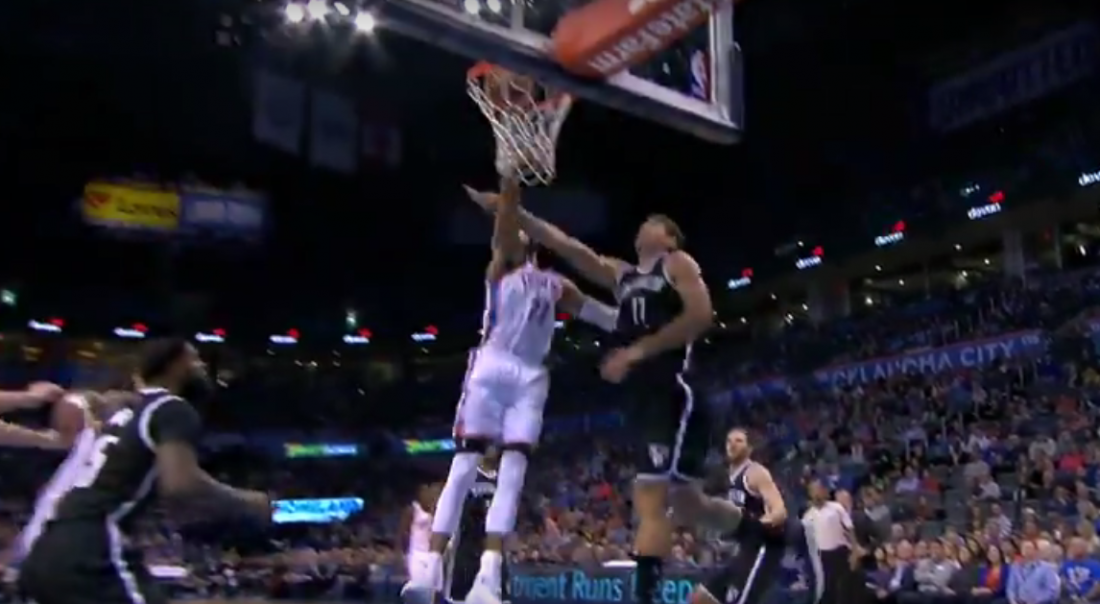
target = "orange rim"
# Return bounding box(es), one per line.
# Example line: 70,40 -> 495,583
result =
467,61 -> 572,110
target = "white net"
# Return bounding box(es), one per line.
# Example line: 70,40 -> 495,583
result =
467,63 -> 573,186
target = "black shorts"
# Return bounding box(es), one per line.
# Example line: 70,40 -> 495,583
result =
627,362 -> 709,481
19,519 -> 166,604
700,537 -> 786,604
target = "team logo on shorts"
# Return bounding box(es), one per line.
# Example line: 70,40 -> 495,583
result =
648,444 -> 670,468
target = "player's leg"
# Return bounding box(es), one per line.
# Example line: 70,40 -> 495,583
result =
404,358 -> 504,601
468,371 -> 546,604
693,540 -> 786,604
631,371 -> 700,604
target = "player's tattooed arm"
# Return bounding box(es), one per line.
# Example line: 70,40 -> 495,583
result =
155,441 -> 270,519
486,176 -> 525,281
747,464 -> 787,526
631,250 -> 713,358
558,278 -> 617,332
463,185 -> 626,291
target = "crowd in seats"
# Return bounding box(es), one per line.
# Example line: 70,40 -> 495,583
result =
0,267 -> 1098,602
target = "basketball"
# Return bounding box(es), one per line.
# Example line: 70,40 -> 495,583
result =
50,397 -> 85,442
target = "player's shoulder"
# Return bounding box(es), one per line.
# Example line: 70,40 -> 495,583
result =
662,250 -> 701,278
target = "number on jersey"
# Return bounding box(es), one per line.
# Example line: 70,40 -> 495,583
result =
630,298 -> 647,326
528,298 -> 552,325
71,407 -> 134,489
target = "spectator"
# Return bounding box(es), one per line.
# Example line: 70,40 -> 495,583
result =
1007,541 -> 1061,604
974,544 -> 1009,604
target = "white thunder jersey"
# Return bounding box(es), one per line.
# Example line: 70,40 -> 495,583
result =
14,393 -> 98,562
481,262 -> 562,364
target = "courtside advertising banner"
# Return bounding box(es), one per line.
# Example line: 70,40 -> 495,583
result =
509,565 -> 703,604
729,329 -> 1047,402
81,181 -> 180,232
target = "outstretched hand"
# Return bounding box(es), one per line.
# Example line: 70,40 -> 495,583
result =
462,185 -> 498,213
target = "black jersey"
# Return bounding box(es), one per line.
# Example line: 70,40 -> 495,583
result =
456,466 -> 497,548
613,255 -> 690,366
51,387 -> 202,534
728,461 -> 783,542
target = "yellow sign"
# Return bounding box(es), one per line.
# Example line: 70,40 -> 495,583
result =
81,182 -> 180,231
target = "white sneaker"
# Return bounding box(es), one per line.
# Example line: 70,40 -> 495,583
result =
465,575 -> 502,604
401,581 -> 439,604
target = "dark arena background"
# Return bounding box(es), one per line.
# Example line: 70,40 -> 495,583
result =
0,0 -> 1098,601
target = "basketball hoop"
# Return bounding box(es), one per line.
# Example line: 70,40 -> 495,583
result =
467,62 -> 573,186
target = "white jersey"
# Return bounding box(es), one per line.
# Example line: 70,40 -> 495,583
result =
14,393 -> 97,562
481,262 -> 562,365
408,501 -> 433,555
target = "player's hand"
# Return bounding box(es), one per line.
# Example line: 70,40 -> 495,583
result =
463,185 -> 498,213
26,382 -> 64,405
242,489 -> 272,521
599,346 -> 644,383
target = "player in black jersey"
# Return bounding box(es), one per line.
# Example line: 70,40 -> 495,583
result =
465,189 -> 713,604
18,338 -> 270,604
445,449 -> 509,603
689,428 -> 821,604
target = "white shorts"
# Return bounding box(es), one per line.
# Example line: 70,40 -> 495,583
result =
453,347 -> 548,445
407,550 -> 436,587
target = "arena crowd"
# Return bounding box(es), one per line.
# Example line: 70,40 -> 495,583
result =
0,265 -> 1098,604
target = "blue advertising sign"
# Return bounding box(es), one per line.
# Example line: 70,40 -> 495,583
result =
510,566 -> 701,604
928,22 -> 1099,132
179,190 -> 266,239
272,497 -> 364,524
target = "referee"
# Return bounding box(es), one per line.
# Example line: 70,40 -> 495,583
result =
801,479 -> 855,604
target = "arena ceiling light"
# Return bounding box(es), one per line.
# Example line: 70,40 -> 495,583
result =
306,0 -> 329,20
284,2 -> 306,23
354,11 -> 376,32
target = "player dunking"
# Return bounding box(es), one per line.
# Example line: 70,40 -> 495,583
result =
690,428 -> 822,604
466,190 -> 714,604
403,178 -> 617,604
18,339 -> 270,604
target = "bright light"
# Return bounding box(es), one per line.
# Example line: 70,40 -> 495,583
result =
354,12 -> 376,32
306,0 -> 328,20
284,3 -> 306,22
463,0 -> 480,14
334,2 -> 350,15
486,0 -> 502,12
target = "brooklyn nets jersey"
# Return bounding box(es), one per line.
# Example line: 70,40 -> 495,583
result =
728,461 -> 785,544
51,387 -> 202,534
613,255 -> 689,366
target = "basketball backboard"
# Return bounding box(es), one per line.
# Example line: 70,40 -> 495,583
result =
374,0 -> 743,143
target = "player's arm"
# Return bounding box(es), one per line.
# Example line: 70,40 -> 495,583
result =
0,382 -> 64,412
629,250 -> 713,358
557,278 -> 618,332
486,177 -> 525,281
694,495 -> 743,531
397,505 -> 412,551
465,186 -> 625,290
746,463 -> 787,525
148,398 -> 270,519
0,421 -> 68,450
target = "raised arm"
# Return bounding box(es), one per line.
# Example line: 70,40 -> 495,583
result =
557,278 -> 618,332
464,186 -> 626,291
486,177 -> 525,281
0,422 -> 69,450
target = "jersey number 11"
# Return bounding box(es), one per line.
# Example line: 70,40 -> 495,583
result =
630,298 -> 647,326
